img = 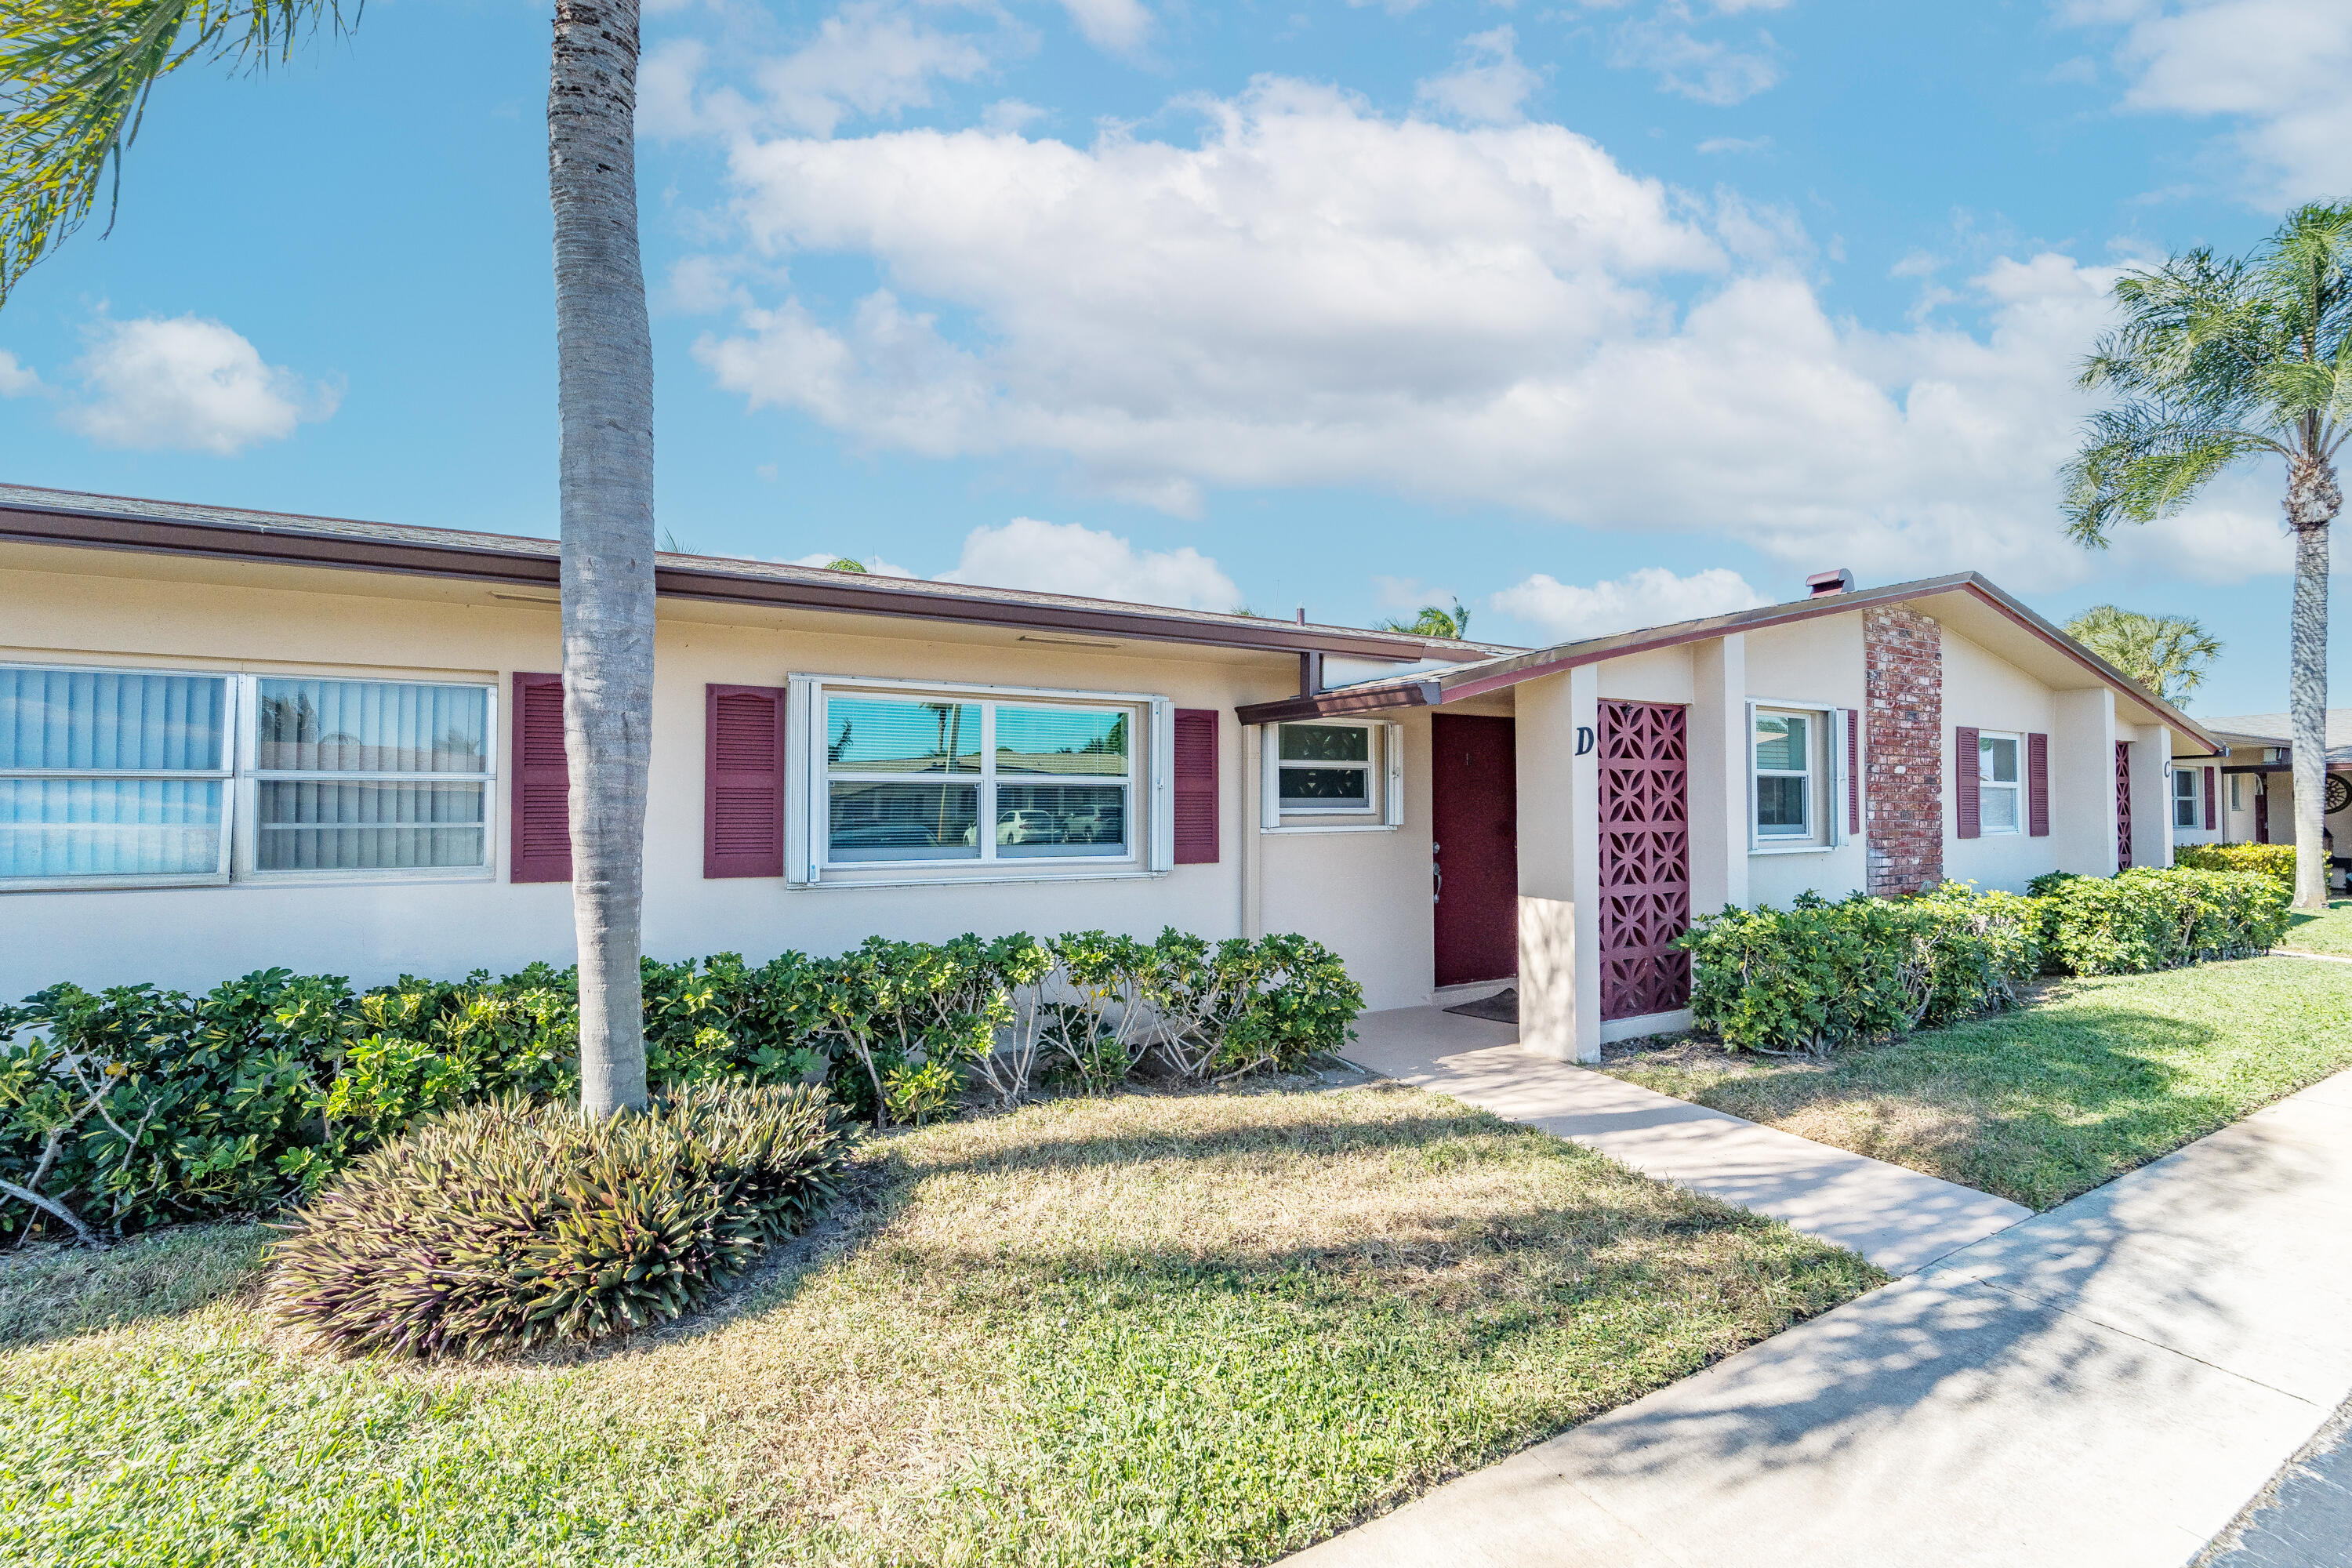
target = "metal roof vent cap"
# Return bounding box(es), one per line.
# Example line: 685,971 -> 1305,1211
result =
1806,568 -> 1855,597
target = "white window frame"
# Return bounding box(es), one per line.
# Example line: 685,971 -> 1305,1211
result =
0,662 -> 238,892
1260,720 -> 1405,834
2172,764 -> 2200,830
786,673 -> 1170,887
234,673 -> 500,885
1,662 -> 499,892
1975,728 -> 2025,837
1748,699 -> 1848,855
2230,771 -> 2244,813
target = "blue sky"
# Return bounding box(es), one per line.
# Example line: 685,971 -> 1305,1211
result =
2,0 -> 2347,715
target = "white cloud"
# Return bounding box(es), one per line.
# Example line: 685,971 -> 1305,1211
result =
691,78 -> 2289,592
982,98 -> 1046,133
2068,0 -> 2352,205
936,517 -> 1240,608
0,350 -> 40,397
1058,0 -> 1152,56
61,316 -> 337,455
641,4 -> 994,141
1611,5 -> 1783,105
761,1 -> 993,136
1491,566 -> 1766,641
1696,134 -> 1770,154
1415,27 -> 1542,125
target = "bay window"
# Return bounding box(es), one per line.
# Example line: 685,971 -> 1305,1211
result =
1,662 -> 495,891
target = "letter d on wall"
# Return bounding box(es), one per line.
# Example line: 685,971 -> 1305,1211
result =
1575,726 -> 1595,756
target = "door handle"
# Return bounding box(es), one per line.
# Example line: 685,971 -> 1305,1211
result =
1432,857 -> 1443,905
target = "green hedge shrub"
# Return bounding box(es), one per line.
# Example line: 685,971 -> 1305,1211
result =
1679,884 -> 2041,1056
2036,866 -> 2289,975
2175,841 -> 2296,888
0,927 -> 1359,1241
267,1081 -> 848,1359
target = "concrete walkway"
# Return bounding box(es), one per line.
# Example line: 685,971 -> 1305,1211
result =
1347,1006 -> 2029,1276
1291,1047 -> 2352,1568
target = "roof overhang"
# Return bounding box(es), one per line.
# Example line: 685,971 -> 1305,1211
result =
0,487 -> 1501,666
1236,571 -> 2224,754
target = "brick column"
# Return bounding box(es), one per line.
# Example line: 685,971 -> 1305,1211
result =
1864,605 -> 1944,895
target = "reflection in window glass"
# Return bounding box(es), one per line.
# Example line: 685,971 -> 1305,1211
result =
826,698 -> 981,775
2,778 -> 223,878
1,667 -> 230,881
256,679 -> 487,772
1277,724 -> 1375,811
1754,710 -> 1812,839
828,782 -> 982,861
257,781 -> 485,869
1279,725 -> 1369,762
996,706 -> 1127,776
996,784 -> 1127,856
1978,735 -> 2021,833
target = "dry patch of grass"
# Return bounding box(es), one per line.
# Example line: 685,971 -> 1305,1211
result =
1602,956 -> 2352,1210
2,1084 -> 1879,1567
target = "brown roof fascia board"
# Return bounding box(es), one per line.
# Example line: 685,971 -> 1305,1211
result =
0,493 -> 1486,663
1237,680 -> 1443,725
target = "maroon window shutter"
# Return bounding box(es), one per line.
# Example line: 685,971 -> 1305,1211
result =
2027,732 -> 2049,838
1172,708 -> 1219,865
1955,726 -> 1981,839
2204,766 -> 2217,831
1846,710 -> 1860,836
511,672 -> 571,884
706,685 -> 786,879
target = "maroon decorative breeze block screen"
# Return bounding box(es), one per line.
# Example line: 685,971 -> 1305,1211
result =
706,685 -> 786,879
1171,708 -> 1219,864
510,672 -> 571,884
2028,731 -> 2049,837
2205,766 -> 2218,832
2116,742 -> 2133,869
1955,725 -> 1980,839
1598,699 -> 1690,1022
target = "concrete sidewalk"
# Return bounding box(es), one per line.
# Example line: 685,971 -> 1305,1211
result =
1347,1006 -> 2029,1276
1290,1058 -> 2352,1568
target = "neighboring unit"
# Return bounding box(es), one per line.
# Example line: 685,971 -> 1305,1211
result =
2190,710 -> 2352,891
0,485 -> 2216,1061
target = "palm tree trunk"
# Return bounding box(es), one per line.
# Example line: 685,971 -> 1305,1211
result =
550,0 -> 654,1115
2286,459 -> 2336,912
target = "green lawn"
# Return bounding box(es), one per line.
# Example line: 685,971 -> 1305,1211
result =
1601,956 -> 2352,1211
0,1085 -> 1878,1568
2282,898 -> 2352,956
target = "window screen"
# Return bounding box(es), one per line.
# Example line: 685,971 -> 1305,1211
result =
1,667 -> 231,882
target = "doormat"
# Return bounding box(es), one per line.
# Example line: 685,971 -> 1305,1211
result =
1443,986 -> 1518,1023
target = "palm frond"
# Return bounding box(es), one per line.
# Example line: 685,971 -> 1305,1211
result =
0,0 -> 347,305
2060,405 -> 2274,543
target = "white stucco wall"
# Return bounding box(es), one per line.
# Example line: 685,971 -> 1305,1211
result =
2,550 -> 1440,1011
1741,615 -> 1868,906
1940,629 -> 2064,892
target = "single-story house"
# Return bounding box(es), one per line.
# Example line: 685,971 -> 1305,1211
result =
2190,710 -> 2352,887
1,485 -> 2218,1062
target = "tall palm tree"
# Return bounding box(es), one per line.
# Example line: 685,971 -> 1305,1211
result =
2,0 -> 653,1111
2064,201 -> 2352,911
2061,604 -> 2224,708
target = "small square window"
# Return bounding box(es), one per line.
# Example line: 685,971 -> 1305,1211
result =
1277,724 -> 1376,813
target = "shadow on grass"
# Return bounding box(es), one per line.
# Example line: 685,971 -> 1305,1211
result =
0,1221 -> 271,1353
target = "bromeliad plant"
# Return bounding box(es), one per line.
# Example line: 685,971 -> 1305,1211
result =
267,1080 -> 850,1359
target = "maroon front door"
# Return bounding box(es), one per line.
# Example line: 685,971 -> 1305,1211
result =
1431,714 -> 1519,987
1599,700 -> 1691,1022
